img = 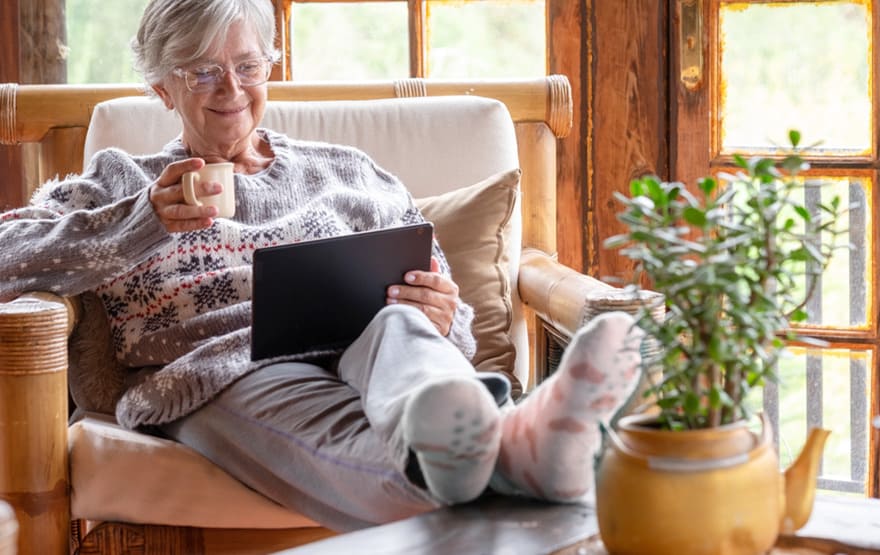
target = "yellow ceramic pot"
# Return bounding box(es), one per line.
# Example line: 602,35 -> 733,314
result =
595,414 -> 827,555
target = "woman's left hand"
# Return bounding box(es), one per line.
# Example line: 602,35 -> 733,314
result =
387,256 -> 459,336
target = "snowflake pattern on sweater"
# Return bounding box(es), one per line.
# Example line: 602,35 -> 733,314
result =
0,129 -> 476,428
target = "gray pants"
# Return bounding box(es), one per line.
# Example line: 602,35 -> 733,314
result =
160,304 -> 482,531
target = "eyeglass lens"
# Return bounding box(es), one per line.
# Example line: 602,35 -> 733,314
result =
184,59 -> 270,92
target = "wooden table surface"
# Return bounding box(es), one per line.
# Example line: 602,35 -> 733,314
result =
280,495 -> 880,555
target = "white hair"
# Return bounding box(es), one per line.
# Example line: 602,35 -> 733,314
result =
132,0 -> 277,85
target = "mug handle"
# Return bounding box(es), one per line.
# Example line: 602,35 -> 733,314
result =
181,172 -> 203,206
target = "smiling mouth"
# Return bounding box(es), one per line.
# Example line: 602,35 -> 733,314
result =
210,105 -> 248,115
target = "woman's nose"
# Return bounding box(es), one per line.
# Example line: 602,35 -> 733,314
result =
214,68 -> 243,94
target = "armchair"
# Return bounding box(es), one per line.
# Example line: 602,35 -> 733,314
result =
0,76 -> 633,555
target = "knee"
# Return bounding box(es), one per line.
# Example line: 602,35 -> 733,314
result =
373,303 -> 434,333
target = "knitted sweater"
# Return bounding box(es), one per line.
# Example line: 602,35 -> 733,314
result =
0,129 -> 477,429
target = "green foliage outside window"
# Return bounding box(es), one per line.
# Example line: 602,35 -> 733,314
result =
65,0 -> 546,84
66,0 -> 150,84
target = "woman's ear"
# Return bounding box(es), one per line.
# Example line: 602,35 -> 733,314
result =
152,83 -> 174,110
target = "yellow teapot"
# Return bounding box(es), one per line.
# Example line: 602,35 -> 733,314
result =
595,413 -> 830,555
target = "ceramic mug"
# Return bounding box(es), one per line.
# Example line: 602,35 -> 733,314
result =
181,162 -> 235,218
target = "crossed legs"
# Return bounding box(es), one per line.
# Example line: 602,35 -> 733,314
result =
160,305 -> 642,532
403,310 -> 643,504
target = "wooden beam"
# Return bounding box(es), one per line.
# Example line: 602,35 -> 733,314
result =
0,0 -> 22,211
407,0 -> 425,77
272,0 -> 293,81
19,0 -> 67,85
589,0 -> 669,286
548,0 -> 587,272
4,78 -> 572,144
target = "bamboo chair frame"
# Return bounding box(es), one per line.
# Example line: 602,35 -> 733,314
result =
0,76 -> 621,555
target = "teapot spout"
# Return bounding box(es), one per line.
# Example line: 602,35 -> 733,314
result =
781,427 -> 830,534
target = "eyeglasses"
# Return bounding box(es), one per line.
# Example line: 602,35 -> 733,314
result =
172,57 -> 273,93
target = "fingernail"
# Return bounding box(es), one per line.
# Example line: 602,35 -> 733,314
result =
405,274 -> 415,283
389,287 -> 399,297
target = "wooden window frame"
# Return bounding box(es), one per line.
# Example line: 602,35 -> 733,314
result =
670,0 -> 880,498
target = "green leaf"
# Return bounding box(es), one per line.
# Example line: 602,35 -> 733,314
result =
752,157 -> 775,176
789,129 -> 801,148
781,154 -> 807,174
647,179 -> 665,205
790,308 -> 808,323
788,247 -> 809,262
698,177 -> 716,195
793,205 -> 811,222
683,206 -> 707,227
630,178 -> 646,197
603,234 -> 629,249
684,392 -> 701,414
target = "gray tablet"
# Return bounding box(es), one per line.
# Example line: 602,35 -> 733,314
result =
251,222 -> 434,361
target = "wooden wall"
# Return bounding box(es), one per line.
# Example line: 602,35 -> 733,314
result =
0,1 -> 22,211
550,0 -> 668,284
0,0 -> 67,211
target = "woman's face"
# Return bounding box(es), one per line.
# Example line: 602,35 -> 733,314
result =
152,20 -> 268,160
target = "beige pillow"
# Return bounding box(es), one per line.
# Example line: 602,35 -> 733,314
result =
415,168 -> 521,394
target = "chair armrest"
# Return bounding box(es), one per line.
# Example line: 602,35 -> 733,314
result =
519,248 -> 664,340
518,248 -> 617,338
0,292 -> 73,554
17,291 -> 82,336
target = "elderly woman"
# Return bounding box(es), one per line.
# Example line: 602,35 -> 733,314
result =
0,0 -> 642,531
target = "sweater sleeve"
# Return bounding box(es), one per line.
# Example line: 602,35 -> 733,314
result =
0,150 -> 171,302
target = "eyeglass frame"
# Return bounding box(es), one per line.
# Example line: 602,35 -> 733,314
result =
171,55 -> 276,93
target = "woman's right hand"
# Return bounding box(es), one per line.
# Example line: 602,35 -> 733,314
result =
149,158 -> 220,233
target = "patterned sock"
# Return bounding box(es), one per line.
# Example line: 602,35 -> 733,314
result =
403,377 -> 502,504
490,311 -> 643,502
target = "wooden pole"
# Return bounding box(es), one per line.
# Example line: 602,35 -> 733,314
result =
0,298 -> 69,555
0,0 -> 22,211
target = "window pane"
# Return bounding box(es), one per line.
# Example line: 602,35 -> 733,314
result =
426,0 -> 545,78
716,171 -> 873,330
66,0 -> 151,83
719,2 -> 872,155
794,175 -> 872,329
746,345 -> 874,496
291,3 -> 408,81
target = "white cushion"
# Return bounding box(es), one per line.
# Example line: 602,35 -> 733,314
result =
70,414 -> 318,529
84,95 -> 519,198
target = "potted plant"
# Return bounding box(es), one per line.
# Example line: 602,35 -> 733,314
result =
595,131 -> 847,555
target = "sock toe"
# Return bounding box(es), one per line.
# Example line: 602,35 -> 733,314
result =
403,377 -> 501,504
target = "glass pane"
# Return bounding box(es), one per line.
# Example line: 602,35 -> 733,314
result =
719,1 -> 872,155
745,345 -> 874,496
66,0 -> 151,83
426,0 -> 545,78
793,175 -> 872,329
291,3 -> 408,81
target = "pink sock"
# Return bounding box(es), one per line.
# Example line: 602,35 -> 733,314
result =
491,311 -> 642,501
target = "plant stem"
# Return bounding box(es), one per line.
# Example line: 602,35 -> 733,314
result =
707,361 -> 721,428
722,368 -> 740,424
